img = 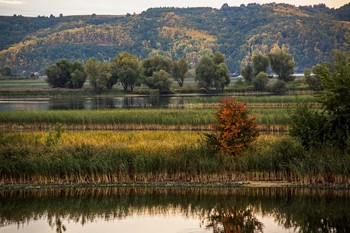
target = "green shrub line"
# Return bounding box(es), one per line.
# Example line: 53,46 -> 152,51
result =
1,131 -> 349,186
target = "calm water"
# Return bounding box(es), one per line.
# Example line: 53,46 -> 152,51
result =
0,187 -> 349,233
0,96 -> 222,110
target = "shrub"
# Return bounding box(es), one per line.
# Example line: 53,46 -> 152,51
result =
205,98 -> 259,157
252,72 -> 269,91
289,104 -> 332,149
271,80 -> 287,95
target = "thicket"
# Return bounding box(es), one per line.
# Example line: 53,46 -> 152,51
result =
290,50 -> 350,149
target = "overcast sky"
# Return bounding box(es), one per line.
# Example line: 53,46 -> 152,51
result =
0,0 -> 348,17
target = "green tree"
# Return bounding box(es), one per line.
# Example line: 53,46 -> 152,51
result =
85,57 -> 114,92
240,64 -> 254,84
195,56 -> 216,90
142,55 -> 174,94
173,58 -> 188,87
317,55 -> 350,148
290,50 -> 350,149
144,69 -> 173,94
268,50 -> 295,82
69,61 -> 86,88
113,52 -> 143,91
304,67 -> 323,91
212,51 -> 225,64
195,53 -> 230,91
252,72 -> 269,91
142,55 -> 173,77
215,62 -> 230,91
289,105 -> 330,149
45,59 -> 86,88
252,53 -> 269,76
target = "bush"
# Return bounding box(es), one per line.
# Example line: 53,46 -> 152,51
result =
252,72 -> 269,91
205,98 -> 259,157
271,80 -> 287,95
289,104 -> 332,149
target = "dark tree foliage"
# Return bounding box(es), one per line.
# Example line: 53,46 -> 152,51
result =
271,80 -> 287,95
173,58 -> 188,87
143,69 -> 173,94
195,52 -> 230,91
289,105 -> 330,149
252,53 -> 269,76
240,64 -> 254,84
45,59 -> 86,88
142,55 -> 174,93
195,56 -> 216,90
84,57 -> 115,91
304,67 -> 323,91
142,55 -> 173,77
0,67 -> 12,76
113,52 -> 143,91
268,50 -> 295,82
252,72 -> 269,91
290,50 -> 350,149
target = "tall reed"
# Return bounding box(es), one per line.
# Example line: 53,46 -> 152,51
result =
0,108 -> 293,131
1,131 -> 349,186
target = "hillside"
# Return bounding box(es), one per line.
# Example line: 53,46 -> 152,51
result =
0,3 -> 350,75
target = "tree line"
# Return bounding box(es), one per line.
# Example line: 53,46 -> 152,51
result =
240,49 -> 295,94
45,52 -> 230,93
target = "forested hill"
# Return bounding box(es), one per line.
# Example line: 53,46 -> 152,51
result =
1,3 -> 350,74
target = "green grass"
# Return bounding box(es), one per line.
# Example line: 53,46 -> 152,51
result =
0,108 -> 294,130
0,79 -> 49,88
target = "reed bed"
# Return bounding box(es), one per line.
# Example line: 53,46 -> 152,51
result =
0,108 -> 293,131
1,131 -> 349,186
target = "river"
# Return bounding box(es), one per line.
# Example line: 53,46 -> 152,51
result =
0,187 -> 349,233
0,96 -> 222,110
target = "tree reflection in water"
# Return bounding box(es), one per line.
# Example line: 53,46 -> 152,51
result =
47,215 -> 66,233
0,187 -> 349,233
205,207 -> 263,233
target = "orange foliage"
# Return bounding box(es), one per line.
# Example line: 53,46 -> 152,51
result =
206,98 -> 259,157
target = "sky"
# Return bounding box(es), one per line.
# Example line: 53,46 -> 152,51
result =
0,0 -> 349,17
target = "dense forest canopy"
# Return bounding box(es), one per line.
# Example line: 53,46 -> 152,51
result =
0,2 -> 349,75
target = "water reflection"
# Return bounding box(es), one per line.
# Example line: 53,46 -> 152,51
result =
0,96 -> 219,110
205,207 -> 263,233
0,187 -> 349,233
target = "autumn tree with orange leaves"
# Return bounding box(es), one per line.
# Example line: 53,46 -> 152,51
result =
205,98 -> 259,157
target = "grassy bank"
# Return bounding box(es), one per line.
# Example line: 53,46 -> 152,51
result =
1,131 -> 349,186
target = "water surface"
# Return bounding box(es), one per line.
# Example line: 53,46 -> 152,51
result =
0,187 -> 349,233
0,96 -> 220,110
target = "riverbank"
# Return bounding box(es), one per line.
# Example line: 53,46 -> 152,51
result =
2,180 -> 350,191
